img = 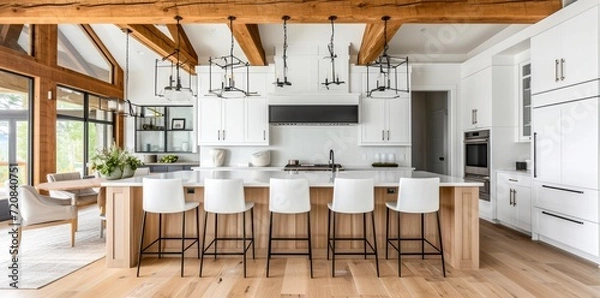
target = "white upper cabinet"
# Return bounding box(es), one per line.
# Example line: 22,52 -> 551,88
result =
533,97 -> 599,190
245,98 -> 269,144
531,6 -> 599,95
360,95 -> 411,145
196,66 -> 271,146
462,67 -> 492,130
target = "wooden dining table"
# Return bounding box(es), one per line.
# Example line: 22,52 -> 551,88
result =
36,177 -> 106,213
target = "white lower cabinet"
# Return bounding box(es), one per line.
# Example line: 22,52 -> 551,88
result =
496,171 -> 532,233
533,208 -> 599,257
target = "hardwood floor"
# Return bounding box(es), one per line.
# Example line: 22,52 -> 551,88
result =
3,220 -> 600,297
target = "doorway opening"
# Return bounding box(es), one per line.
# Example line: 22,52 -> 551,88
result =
411,91 -> 449,175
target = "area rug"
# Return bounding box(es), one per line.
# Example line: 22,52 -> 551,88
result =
0,206 -> 106,289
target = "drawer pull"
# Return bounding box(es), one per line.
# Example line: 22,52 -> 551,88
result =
541,184 -> 584,194
542,211 -> 584,225
508,179 -> 518,182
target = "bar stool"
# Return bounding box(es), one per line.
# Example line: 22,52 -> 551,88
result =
385,177 -> 445,277
137,178 -> 200,277
266,178 -> 313,278
327,177 -> 379,277
200,178 -> 255,278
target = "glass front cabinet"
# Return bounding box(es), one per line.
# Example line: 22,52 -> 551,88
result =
135,105 -> 195,153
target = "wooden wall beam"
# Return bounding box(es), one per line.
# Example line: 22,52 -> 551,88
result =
0,0 -> 561,24
117,24 -> 198,74
33,77 -> 56,185
230,23 -> 266,66
357,21 -> 403,65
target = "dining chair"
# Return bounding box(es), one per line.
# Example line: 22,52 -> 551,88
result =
16,185 -> 78,248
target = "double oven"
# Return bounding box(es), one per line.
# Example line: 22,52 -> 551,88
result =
464,130 -> 490,201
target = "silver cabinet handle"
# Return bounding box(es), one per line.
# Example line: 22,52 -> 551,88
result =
560,58 -> 565,81
509,189 -> 513,206
473,109 -> 478,125
223,130 -> 226,140
509,178 -> 518,182
218,130 -> 221,140
382,130 -> 385,141
471,109 -> 475,124
387,130 -> 390,141
263,130 -> 266,141
555,59 -> 560,82
513,189 -> 516,206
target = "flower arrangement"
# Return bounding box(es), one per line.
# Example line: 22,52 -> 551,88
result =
89,145 -> 143,179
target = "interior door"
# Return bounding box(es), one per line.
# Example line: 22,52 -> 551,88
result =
429,108 -> 448,175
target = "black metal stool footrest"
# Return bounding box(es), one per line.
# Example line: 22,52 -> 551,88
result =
202,238 -> 253,256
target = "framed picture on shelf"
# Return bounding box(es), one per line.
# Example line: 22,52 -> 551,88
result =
171,118 -> 186,130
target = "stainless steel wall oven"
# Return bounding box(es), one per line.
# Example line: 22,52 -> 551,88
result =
464,130 -> 490,201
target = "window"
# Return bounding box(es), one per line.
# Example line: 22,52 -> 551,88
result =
0,69 -> 32,188
56,86 -> 114,176
0,24 -> 32,55
57,24 -> 112,83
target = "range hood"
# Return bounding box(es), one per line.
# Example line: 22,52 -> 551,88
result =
268,93 -> 359,125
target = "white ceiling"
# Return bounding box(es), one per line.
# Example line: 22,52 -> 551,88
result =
90,23 -> 530,102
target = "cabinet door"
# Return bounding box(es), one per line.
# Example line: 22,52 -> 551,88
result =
561,98 -> 598,189
533,104 -> 562,184
386,96 -> 411,144
360,98 -> 386,144
560,7 -> 598,88
221,100 -> 245,143
514,185 -> 532,232
198,98 -> 223,144
461,74 -> 476,130
531,25 -> 561,95
245,98 -> 268,144
496,173 -> 515,225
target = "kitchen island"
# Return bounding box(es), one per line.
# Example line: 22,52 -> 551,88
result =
102,170 -> 481,270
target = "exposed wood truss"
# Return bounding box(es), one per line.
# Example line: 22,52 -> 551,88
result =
358,20 -> 403,65
0,24 -> 25,53
230,23 -> 266,66
0,0 -> 561,24
117,24 -> 198,74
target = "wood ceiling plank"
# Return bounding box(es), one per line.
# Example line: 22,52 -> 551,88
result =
230,23 -> 266,66
0,0 -> 561,24
357,21 -> 403,65
117,24 -> 198,74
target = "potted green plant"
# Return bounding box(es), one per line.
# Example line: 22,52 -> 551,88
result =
89,145 -> 143,180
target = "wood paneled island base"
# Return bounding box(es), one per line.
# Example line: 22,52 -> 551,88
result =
105,185 -> 479,270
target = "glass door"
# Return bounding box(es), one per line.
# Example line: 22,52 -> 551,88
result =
0,70 -> 31,188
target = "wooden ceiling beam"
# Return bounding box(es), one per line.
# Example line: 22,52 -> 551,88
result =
117,24 -> 198,74
230,23 -> 266,66
166,24 -> 195,57
357,20 -> 403,65
0,0 -> 561,24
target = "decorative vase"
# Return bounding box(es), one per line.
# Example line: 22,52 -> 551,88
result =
121,165 -> 135,179
102,168 -> 122,180
210,149 -> 226,167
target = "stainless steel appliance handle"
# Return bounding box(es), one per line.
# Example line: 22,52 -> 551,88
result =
542,184 -> 584,194
464,138 -> 489,144
542,211 -> 584,225
533,132 -> 537,178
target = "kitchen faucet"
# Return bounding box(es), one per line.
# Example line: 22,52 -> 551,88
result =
329,149 -> 335,169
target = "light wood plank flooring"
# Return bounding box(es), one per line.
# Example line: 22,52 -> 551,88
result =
3,220 -> 600,297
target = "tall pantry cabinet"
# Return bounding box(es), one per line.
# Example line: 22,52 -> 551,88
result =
530,4 -> 600,264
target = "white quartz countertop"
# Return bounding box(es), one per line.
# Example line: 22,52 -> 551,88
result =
102,170 -> 483,188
